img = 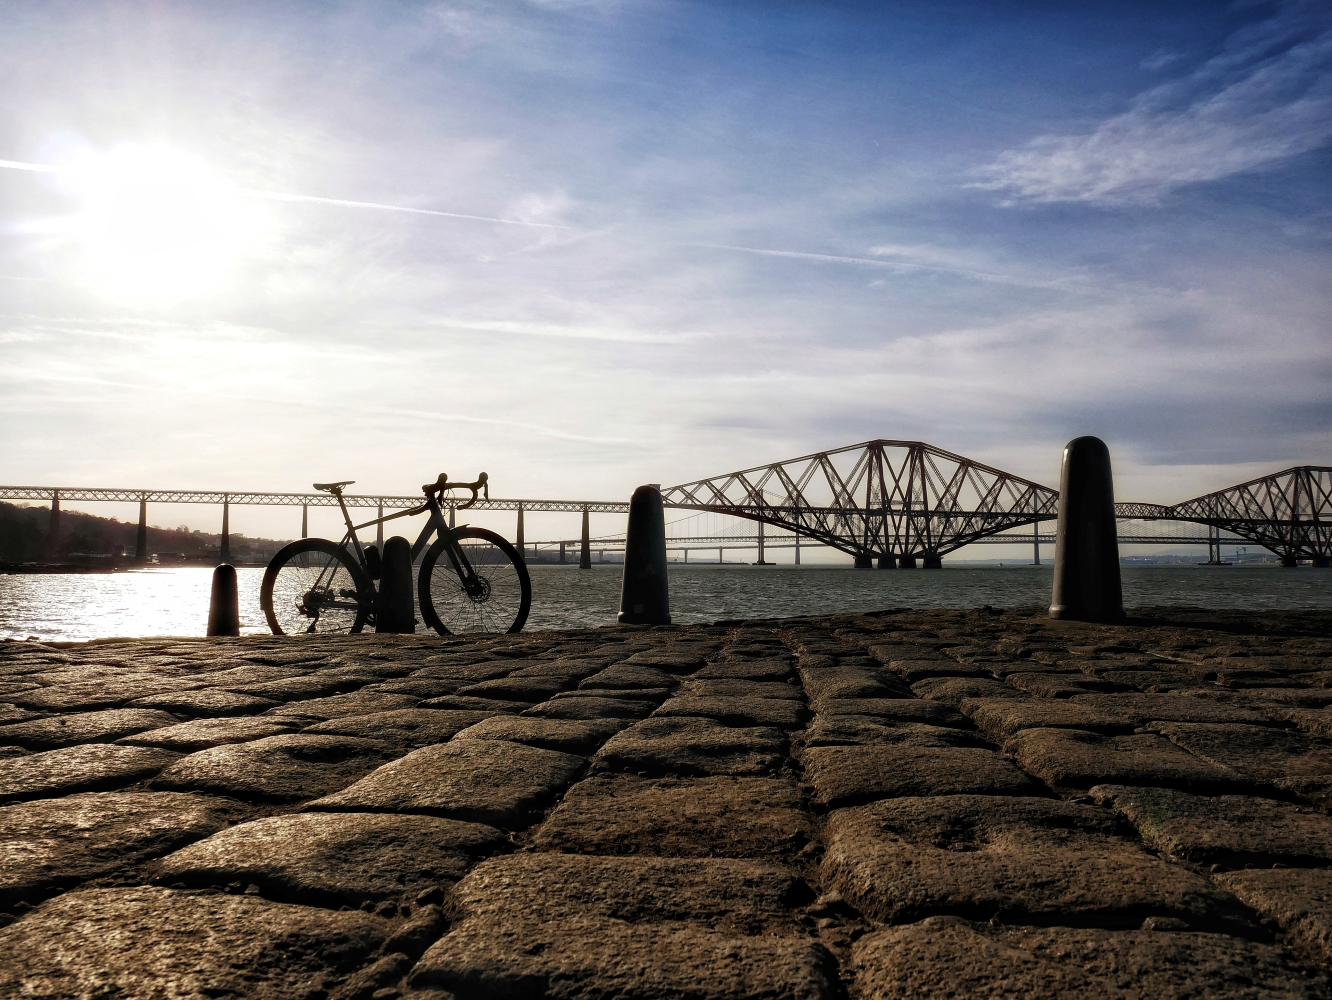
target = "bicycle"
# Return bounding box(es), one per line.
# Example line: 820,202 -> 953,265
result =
260,472 -> 531,635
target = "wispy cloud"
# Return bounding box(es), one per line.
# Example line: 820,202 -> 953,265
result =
976,4 -> 1332,205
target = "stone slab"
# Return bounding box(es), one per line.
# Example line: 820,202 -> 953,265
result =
454,675 -> 570,702
578,664 -> 676,689
814,698 -> 970,726
0,791 -> 245,907
452,716 -> 627,755
0,886 -> 388,1000
0,745 -> 181,803
622,647 -> 712,671
227,674 -> 369,701
797,716 -> 987,748
308,738 -> 586,827
850,916 -> 1324,1000
1070,693 -> 1273,726
0,708 -> 181,750
127,688 -> 281,716
653,695 -> 809,729
961,698 -> 1135,739
823,795 -> 1240,929
1005,728 -> 1251,791
593,717 -> 786,777
266,690 -> 422,720
801,745 -> 1039,808
1151,722 -> 1332,784
1216,868 -> 1332,965
1005,672 -> 1123,697
533,775 -> 812,857
150,734 -> 396,803
799,666 -> 912,704
419,694 -> 527,713
158,811 -> 506,906
677,679 -> 804,700
1091,784 -> 1332,866
305,708 -> 493,749
693,658 -> 794,680
409,855 -> 835,1000
116,717 -> 299,751
523,695 -> 658,720
911,676 -> 1024,706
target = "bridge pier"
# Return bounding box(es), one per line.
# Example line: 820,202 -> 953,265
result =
876,555 -> 893,569
559,541 -> 566,564
853,554 -> 873,569
1281,556 -> 1298,568
45,491 -> 61,561
376,502 -> 384,552
922,554 -> 942,569
899,555 -> 916,569
794,534 -> 800,566
579,506 -> 591,570
1314,556 -> 1330,568
135,498 -> 148,564
220,500 -> 230,565
516,504 -> 525,556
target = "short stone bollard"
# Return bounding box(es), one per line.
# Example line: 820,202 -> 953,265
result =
618,485 -> 671,625
1050,435 -> 1125,623
376,536 -> 416,633
206,564 -> 240,636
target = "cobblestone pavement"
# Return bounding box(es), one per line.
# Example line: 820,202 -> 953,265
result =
2,607 -> 1332,999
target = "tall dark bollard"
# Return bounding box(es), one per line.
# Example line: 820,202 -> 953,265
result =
618,485 -> 671,625
207,564 -> 240,636
1050,436 -> 1125,623
376,535 -> 416,633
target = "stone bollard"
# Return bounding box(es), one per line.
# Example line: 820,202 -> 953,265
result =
376,536 -> 416,633
207,564 -> 240,636
618,485 -> 671,625
1050,436 -> 1125,623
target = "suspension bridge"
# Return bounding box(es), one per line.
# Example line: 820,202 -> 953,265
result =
3,440 -> 1328,567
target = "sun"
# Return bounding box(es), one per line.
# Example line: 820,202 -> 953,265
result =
67,144 -> 256,300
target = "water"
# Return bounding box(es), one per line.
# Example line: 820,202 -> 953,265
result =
1,564 -> 1328,643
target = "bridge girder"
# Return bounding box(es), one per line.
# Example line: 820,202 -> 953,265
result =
1162,466 -> 1332,562
661,440 -> 1060,560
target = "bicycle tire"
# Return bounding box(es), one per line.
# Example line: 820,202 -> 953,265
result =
261,538 -> 373,635
418,527 -> 531,635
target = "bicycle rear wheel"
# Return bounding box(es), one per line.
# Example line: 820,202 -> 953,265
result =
262,538 -> 372,635
418,528 -> 531,635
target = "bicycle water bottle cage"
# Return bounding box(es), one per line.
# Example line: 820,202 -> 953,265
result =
314,480 -> 355,493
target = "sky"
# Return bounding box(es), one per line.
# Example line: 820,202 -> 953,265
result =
0,0 -> 1329,548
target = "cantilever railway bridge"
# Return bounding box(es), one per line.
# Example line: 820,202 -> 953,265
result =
3,440 -> 1328,566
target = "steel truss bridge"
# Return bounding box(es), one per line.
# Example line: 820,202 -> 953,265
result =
3,440 -> 1328,566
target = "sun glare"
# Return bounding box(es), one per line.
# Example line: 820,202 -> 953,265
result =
67,145 -> 256,300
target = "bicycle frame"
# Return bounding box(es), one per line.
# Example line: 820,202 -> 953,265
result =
327,489 -> 485,598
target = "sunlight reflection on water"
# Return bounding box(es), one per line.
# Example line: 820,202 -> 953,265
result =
0,564 -> 1327,642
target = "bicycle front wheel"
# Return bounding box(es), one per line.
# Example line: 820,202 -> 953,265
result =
418,528 -> 531,635
261,538 -> 372,635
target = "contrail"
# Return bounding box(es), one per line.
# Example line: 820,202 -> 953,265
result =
234,188 -> 586,230
699,243 -> 1007,278
0,159 -> 60,173
0,157 -> 586,231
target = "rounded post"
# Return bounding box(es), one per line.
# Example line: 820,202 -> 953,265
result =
618,485 -> 670,625
206,564 -> 240,636
1050,436 -> 1125,622
376,536 -> 416,633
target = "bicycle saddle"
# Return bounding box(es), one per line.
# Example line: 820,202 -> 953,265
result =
313,480 -> 355,492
